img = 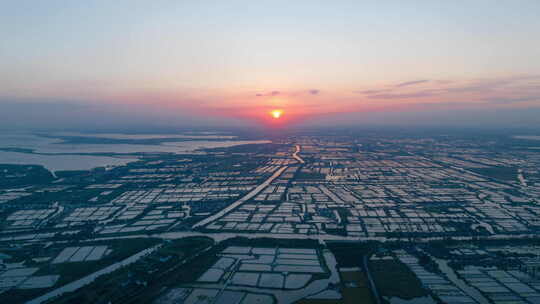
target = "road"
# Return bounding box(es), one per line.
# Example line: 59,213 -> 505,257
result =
211,259 -> 241,304
192,166 -> 288,228
319,185 -> 345,205
293,144 -> 305,163
363,255 -> 382,304
431,255 -> 490,304
518,169 -> 527,186
27,245 -> 162,304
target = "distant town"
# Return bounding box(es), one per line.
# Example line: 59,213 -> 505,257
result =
1,132 -> 540,304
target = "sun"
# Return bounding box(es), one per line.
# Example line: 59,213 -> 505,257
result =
270,109 -> 283,119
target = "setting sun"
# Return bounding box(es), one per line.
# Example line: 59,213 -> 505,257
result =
270,109 -> 283,119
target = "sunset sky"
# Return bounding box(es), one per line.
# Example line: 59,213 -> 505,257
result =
1,1 -> 540,129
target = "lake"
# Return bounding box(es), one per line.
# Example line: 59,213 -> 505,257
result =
0,132 -> 270,172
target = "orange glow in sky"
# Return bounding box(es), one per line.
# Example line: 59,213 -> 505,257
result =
270,109 -> 283,119
1,2 -> 539,130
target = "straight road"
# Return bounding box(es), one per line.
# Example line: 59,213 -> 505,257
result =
192,166 -> 288,228
363,255 -> 382,304
27,245 -> 162,304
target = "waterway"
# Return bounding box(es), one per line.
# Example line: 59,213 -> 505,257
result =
432,257 -> 490,304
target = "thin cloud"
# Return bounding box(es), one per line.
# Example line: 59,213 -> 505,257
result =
395,79 -> 429,87
255,89 -> 320,97
486,96 -> 540,104
445,80 -> 510,93
443,76 -> 540,93
255,90 -> 280,97
354,89 -> 391,94
367,91 -> 436,99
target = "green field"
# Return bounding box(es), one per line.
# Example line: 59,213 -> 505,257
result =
369,259 -> 428,300
50,236 -> 214,304
0,238 -> 162,303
